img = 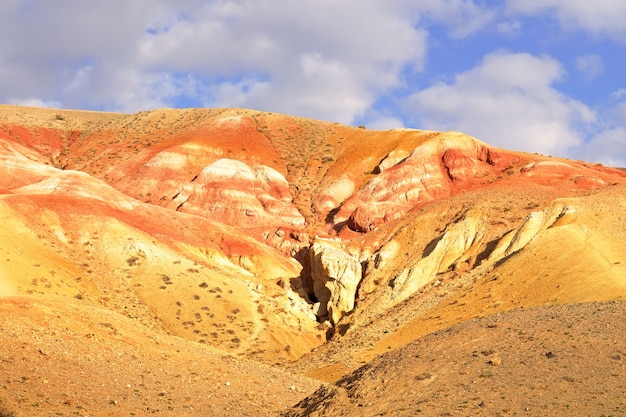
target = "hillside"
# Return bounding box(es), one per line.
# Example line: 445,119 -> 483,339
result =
286,301 -> 626,416
1,104 -> 625,416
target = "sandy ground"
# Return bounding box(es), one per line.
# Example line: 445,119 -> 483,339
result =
286,301 -> 626,416
0,296 -> 320,417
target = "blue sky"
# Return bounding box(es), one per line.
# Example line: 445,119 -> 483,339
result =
1,1 -> 625,165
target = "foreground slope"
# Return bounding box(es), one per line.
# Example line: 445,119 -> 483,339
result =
1,104 -> 626,416
0,296 -> 318,417
286,301 -> 626,417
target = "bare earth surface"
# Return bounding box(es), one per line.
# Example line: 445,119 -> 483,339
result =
286,301 -> 626,417
1,105 -> 625,416
0,297 -> 320,416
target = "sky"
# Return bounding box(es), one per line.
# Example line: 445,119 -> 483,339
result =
1,1 -> 625,166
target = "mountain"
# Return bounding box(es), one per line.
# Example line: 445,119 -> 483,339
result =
1,104 -> 625,416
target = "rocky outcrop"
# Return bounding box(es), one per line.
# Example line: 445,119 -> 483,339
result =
520,160 -> 612,189
313,174 -> 357,216
169,158 -> 305,228
0,139 -> 58,190
487,203 -> 576,261
333,132 -> 518,232
14,170 -> 141,211
309,238 -> 362,325
389,213 -> 485,303
366,202 -> 578,306
374,149 -> 410,173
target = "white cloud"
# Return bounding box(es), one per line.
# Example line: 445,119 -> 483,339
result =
496,20 -> 522,35
57,62 -> 198,112
1,0 -> 622,169
209,78 -> 270,110
9,98 -> 63,109
62,65 -> 94,93
109,71 -> 197,113
0,0 -> 19,15
506,0 -> 626,42
612,89 -> 626,100
364,116 -> 406,131
135,1 -> 428,123
612,101 -> 626,124
403,0 -> 497,38
575,54 -> 603,79
567,98 -> 626,166
406,51 -> 596,157
572,128 -> 626,167
207,52 -> 375,124
0,1 -> 176,110
0,0 -> 428,123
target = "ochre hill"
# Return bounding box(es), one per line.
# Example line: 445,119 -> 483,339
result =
1,104 -> 625,416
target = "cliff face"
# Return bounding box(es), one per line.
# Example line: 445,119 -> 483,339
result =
309,238 -> 362,325
1,105 -> 626,416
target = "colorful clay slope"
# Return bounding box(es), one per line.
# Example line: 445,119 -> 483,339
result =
1,104 -> 625,417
